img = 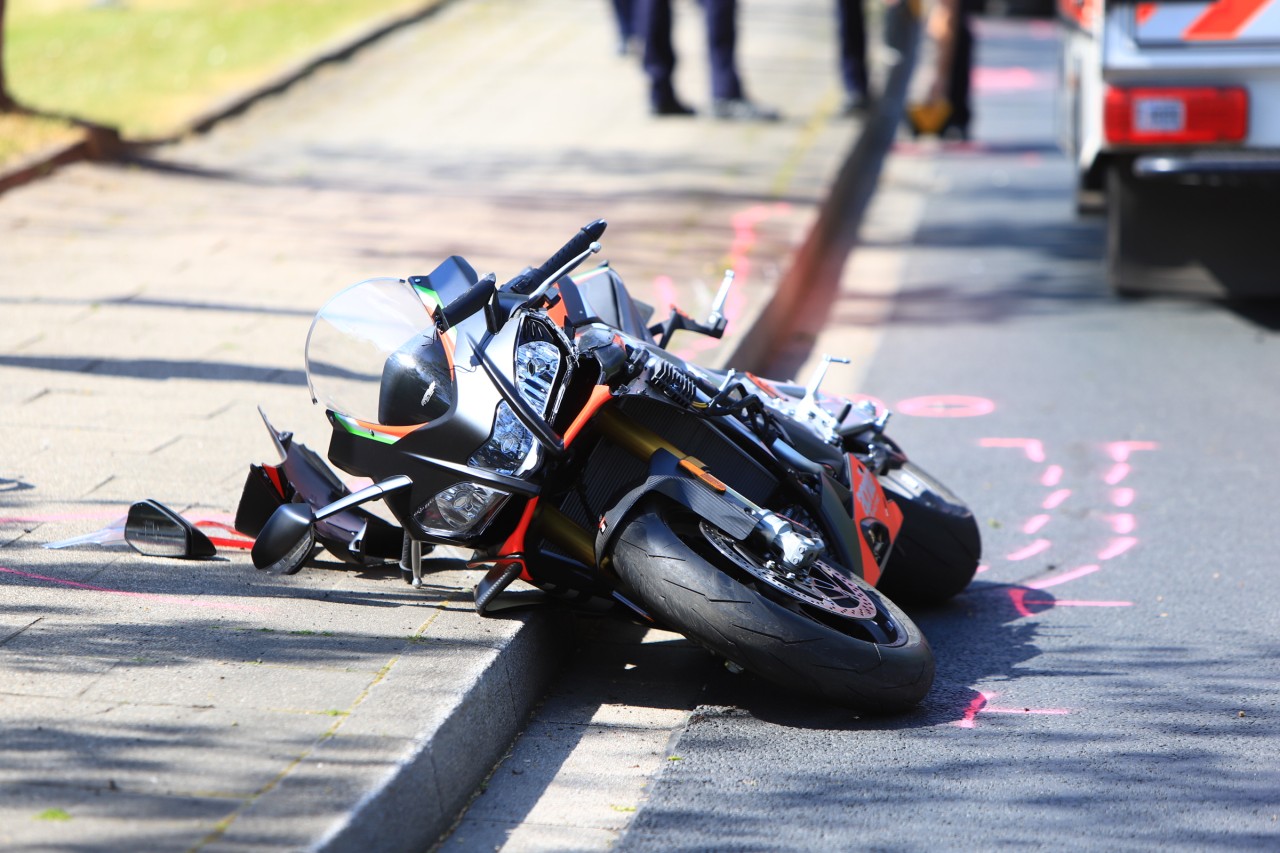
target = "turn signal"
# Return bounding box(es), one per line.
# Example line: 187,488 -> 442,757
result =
1104,86 -> 1247,145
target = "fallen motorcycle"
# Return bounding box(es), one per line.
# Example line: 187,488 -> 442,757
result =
241,220 -> 980,710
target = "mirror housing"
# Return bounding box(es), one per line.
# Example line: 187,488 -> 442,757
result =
251,503 -> 317,574
125,499 -> 217,559
436,273 -> 496,332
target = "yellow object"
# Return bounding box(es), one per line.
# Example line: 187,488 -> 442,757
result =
907,99 -> 952,136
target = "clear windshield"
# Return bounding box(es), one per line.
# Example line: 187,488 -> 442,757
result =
305,278 -> 442,425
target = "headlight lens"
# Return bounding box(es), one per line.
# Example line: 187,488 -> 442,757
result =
469,402 -> 537,475
515,340 -> 560,415
414,483 -> 510,537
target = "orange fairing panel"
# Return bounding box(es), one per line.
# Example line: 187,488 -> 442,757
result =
497,498 -> 540,582
848,455 -> 896,587
562,385 -> 614,447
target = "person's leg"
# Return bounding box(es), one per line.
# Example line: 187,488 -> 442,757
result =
706,0 -> 778,118
837,0 -> 870,109
945,8 -> 973,135
611,0 -> 637,50
705,0 -> 743,101
640,0 -> 692,113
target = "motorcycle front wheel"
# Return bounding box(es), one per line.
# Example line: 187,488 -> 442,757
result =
610,500 -> 935,712
875,461 -> 982,605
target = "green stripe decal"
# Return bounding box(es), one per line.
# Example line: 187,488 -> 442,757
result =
335,413 -> 400,445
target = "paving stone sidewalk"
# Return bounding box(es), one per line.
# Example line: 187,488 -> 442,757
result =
0,0 -> 876,849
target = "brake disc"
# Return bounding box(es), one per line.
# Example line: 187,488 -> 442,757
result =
701,523 -> 878,620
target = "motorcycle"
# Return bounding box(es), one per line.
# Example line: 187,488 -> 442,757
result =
242,220 -> 980,711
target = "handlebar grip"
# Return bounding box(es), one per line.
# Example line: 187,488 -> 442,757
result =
535,218 -> 607,281
502,219 -> 608,294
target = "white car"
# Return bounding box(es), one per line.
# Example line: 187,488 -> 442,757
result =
1059,0 -> 1280,294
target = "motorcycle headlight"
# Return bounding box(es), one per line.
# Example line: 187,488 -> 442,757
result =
469,402 -> 537,476
414,482 -> 510,537
515,340 -> 561,416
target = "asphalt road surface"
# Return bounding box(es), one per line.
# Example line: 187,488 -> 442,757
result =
614,17 -> 1280,852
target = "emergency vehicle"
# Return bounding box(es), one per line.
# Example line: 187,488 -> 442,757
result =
1059,0 -> 1280,295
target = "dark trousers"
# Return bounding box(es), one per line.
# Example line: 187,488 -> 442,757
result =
946,5 -> 974,130
640,0 -> 743,105
611,0 -> 637,40
837,0 -> 868,97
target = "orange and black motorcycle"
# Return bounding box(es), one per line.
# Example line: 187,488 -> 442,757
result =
243,220 -> 977,711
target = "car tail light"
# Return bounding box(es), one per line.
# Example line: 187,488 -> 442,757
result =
1104,86 -> 1247,145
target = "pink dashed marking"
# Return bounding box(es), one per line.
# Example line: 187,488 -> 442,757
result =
976,564 -> 990,574
1040,465 -> 1063,487
1105,514 -> 1136,535
1042,489 -> 1071,510
1025,564 -> 1100,589
898,395 -> 996,418
1111,488 -> 1135,507
1097,537 -> 1138,561
1104,463 -> 1131,485
979,437 -> 1046,462
1006,539 -> 1051,561
1022,514 -> 1051,535
0,565 -> 268,613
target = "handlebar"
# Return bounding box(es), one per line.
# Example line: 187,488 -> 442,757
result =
504,219 -> 608,294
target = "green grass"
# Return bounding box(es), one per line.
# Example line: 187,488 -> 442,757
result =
5,0 -> 434,139
0,110 -> 80,167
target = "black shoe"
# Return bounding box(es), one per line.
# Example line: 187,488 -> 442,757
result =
651,97 -> 696,117
711,98 -> 781,122
841,92 -> 873,115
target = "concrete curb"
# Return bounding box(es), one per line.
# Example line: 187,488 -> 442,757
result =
0,0 -> 457,196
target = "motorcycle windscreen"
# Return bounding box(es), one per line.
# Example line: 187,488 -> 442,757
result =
305,277 -> 456,427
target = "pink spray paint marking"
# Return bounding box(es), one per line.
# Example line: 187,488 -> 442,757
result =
973,67 -> 1053,93
1105,441 -> 1158,462
1105,514 -> 1136,535
1110,488 -> 1135,507
978,437 -> 1045,462
1008,587 -> 1132,619
953,690 -> 1069,728
1040,464 -> 1063,487
898,395 -> 996,418
1097,537 -> 1138,561
1104,463 -> 1131,485
1042,489 -> 1071,510
1006,539 -> 1051,561
1025,564 -> 1100,589
976,564 -> 990,574
0,565 -> 268,613
1027,599 -> 1133,608
1022,514 -> 1051,535
0,510 -> 120,525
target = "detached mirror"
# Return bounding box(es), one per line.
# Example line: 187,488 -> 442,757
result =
251,503 -> 317,575
125,499 -> 217,559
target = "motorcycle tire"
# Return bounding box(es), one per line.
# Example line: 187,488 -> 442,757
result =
875,461 -> 981,606
610,499 -> 934,711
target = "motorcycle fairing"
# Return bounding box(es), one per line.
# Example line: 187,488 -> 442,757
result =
234,412 -> 404,566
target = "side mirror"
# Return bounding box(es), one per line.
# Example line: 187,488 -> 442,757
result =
125,499 -> 217,559
250,475 -> 412,575
437,273 -> 496,331
251,503 -> 317,574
